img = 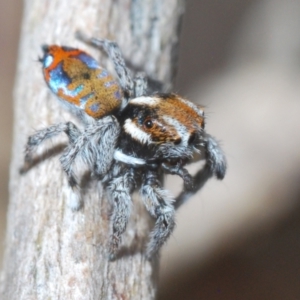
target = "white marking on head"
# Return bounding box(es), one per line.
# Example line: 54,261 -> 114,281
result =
129,96 -> 160,106
44,54 -> 53,68
163,116 -> 190,145
124,119 -> 151,144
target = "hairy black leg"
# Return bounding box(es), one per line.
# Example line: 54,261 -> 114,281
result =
140,169 -> 175,259
175,134 -> 227,208
204,134 -> 227,180
161,162 -> 194,191
106,168 -> 135,260
133,72 -> 148,97
24,122 -> 80,162
20,122 -> 81,174
59,116 -> 119,191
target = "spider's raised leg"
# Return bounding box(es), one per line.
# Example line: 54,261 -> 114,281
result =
21,122 -> 81,173
24,122 -> 81,160
133,72 -> 148,97
106,168 -> 135,260
76,31 -> 134,103
204,134 -> 227,180
175,134 -> 227,208
21,121 -> 83,209
161,162 -> 194,191
59,116 -> 120,209
82,116 -> 120,177
141,169 -> 175,259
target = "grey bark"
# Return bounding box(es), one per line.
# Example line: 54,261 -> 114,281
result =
0,0 -> 185,299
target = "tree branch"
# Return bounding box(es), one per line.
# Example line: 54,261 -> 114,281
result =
1,0 -> 185,299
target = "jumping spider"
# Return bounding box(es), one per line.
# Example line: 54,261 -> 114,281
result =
22,32 -> 227,260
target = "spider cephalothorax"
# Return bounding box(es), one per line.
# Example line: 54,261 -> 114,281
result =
22,32 -> 227,260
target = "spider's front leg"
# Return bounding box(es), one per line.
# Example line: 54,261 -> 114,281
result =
161,162 -> 194,191
133,72 -> 148,97
106,167 -> 135,260
60,116 -> 120,210
204,133 -> 227,180
140,169 -> 175,259
175,133 -> 227,208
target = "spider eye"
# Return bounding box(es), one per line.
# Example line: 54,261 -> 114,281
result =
144,119 -> 153,129
174,138 -> 182,145
188,132 -> 196,144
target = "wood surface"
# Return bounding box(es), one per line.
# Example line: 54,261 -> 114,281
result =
0,0 -> 185,299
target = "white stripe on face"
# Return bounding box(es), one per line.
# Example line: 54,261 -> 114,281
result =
162,116 -> 190,145
129,96 -> 160,106
124,119 -> 152,144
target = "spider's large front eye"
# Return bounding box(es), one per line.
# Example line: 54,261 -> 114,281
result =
188,132 -> 196,145
174,138 -> 182,145
144,119 -> 153,129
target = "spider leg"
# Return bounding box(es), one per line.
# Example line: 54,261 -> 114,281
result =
80,116 -> 120,177
175,133 -> 227,208
59,116 -> 120,209
161,162 -> 194,191
23,122 -> 81,164
204,133 -> 227,180
133,72 -> 148,97
76,31 -> 134,103
140,169 -> 175,259
106,168 -> 135,260
20,121 -> 82,209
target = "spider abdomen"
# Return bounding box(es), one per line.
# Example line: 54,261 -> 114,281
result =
41,45 -> 123,119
